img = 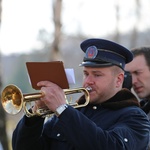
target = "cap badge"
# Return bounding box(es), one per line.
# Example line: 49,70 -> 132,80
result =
85,46 -> 98,59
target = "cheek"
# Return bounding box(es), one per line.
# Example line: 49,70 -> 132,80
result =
141,73 -> 150,83
143,76 -> 150,86
82,80 -> 88,87
104,78 -> 117,89
96,79 -> 111,89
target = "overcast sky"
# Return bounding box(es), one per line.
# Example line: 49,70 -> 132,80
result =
0,0 -> 150,55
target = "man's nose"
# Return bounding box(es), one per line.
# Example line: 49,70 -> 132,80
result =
84,75 -> 94,84
132,75 -> 138,85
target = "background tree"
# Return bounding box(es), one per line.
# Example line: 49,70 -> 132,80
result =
50,0 -> 63,61
130,0 -> 141,48
0,0 -> 9,149
114,0 -> 120,43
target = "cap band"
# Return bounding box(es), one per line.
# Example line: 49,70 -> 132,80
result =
98,49 -> 126,60
84,46 -> 125,69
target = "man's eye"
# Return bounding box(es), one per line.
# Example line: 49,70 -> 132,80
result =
94,74 -> 101,77
135,71 -> 141,75
84,73 -> 88,77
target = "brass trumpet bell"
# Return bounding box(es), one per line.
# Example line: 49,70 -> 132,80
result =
1,84 -> 90,117
1,85 -> 23,115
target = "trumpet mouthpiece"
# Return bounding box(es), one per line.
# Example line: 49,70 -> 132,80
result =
86,86 -> 92,92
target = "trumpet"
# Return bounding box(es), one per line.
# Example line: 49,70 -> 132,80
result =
1,84 -> 90,117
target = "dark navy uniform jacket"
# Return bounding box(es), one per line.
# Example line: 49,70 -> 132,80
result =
12,89 -> 150,150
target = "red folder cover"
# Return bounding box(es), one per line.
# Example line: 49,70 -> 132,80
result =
26,61 -> 69,90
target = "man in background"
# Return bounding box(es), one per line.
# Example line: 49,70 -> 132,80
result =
125,47 -> 150,115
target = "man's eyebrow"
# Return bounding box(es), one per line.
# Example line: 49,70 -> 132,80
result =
132,69 -> 143,73
83,70 -> 102,73
92,70 -> 102,73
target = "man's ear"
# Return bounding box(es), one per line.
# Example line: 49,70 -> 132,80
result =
116,72 -> 124,88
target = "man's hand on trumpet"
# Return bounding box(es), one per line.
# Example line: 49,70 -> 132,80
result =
37,81 -> 67,113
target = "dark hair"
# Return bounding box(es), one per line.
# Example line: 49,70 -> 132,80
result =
131,47 -> 150,67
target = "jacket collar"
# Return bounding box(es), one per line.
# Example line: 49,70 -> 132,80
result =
78,88 -> 140,110
101,88 -> 140,110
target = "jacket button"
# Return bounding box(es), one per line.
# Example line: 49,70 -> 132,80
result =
124,138 -> 128,142
93,106 -> 97,109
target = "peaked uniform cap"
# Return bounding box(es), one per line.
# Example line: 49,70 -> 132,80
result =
79,38 -> 133,69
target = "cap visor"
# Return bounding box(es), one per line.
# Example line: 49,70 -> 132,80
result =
79,61 -> 113,67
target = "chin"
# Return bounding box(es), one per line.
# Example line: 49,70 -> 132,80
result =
89,97 -> 98,104
137,93 -> 147,99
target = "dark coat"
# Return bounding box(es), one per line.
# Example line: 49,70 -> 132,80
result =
12,89 -> 150,150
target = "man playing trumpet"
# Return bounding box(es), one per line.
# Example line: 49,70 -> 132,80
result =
12,38 -> 150,150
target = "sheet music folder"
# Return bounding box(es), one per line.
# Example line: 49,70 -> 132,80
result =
26,61 -> 69,90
